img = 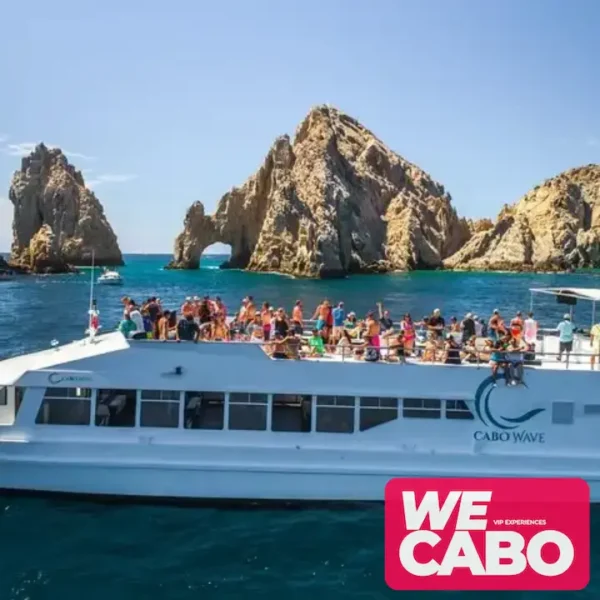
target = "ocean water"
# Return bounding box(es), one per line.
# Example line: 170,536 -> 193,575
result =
0,254 -> 599,599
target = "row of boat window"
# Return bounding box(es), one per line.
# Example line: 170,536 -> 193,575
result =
35,387 -> 475,433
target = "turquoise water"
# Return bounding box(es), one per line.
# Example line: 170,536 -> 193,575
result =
0,254 -> 598,598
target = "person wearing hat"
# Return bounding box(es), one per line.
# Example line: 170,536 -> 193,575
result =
428,308 -> 445,340
556,313 -> 574,361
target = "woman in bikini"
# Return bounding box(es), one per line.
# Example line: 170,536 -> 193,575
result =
261,302 -> 271,341
211,316 -> 230,341
400,313 -> 416,355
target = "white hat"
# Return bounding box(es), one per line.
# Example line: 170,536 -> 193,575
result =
466,312 -> 472,319
433,308 -> 441,314
564,313 -> 571,320
185,297 -> 192,302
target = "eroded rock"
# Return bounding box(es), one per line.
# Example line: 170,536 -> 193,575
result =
445,164 -> 600,271
168,106 -> 470,277
8,143 -> 123,273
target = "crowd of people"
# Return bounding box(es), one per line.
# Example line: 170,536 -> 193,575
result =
112,295 -> 589,379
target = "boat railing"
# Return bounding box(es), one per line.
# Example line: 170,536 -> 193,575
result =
127,335 -> 599,370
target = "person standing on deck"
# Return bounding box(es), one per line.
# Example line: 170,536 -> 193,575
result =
510,311 -> 524,341
332,302 -> 346,340
428,309 -> 445,340
461,313 -> 476,344
128,302 -> 145,333
488,309 -> 506,341
292,300 -> 303,334
523,312 -> 538,346
590,321 -> 600,368
261,302 -> 272,341
556,314 -> 574,361
245,296 -> 257,330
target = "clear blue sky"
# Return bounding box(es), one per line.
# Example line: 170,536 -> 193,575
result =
1,0 -> 599,254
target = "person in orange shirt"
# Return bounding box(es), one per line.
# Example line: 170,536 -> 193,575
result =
292,300 -> 303,334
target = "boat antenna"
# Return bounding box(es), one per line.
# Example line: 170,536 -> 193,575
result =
89,250 -> 95,323
86,250 -> 98,342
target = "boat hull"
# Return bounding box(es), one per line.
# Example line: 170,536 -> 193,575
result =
2,455 -> 600,503
97,280 -> 123,286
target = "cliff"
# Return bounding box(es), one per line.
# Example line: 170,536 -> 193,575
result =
168,105 -> 470,277
8,143 -> 123,273
445,164 -> 600,271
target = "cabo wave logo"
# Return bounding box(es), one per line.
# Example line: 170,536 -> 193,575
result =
48,372 -> 92,385
473,376 -> 546,444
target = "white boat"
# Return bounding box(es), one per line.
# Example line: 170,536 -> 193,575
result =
0,286 -> 600,503
97,269 -> 123,286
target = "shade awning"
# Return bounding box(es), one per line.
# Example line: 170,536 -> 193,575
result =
529,288 -> 600,303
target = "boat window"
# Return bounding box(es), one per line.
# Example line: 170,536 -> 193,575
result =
271,394 -> 312,432
551,401 -> 574,425
36,387 -> 92,426
95,389 -> 136,427
15,387 -> 25,415
140,390 -> 181,428
229,393 -> 268,431
184,392 -> 224,430
0,387 -> 6,406
316,395 -> 355,433
583,404 -> 600,416
359,397 -> 398,431
445,400 -> 474,420
402,398 -> 441,419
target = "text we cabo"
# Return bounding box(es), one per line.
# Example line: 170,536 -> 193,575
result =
384,478 -> 589,590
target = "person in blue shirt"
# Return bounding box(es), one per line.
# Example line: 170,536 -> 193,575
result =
556,313 -> 574,361
332,302 -> 345,338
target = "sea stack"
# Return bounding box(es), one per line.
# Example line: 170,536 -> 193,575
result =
168,105 -> 470,278
445,164 -> 600,272
8,143 -> 123,273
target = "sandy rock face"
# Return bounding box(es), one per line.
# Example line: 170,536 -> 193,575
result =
8,143 -> 123,273
168,106 -> 470,277
445,165 -> 600,271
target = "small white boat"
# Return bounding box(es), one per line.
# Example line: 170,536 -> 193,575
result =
97,269 -> 123,286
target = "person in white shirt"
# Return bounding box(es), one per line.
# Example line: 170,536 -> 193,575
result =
523,312 -> 538,346
556,314 -> 574,362
128,303 -> 145,333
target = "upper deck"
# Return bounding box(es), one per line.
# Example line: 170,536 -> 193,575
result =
0,326 -> 597,390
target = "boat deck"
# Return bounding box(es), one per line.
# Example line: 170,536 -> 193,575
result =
0,330 -> 596,388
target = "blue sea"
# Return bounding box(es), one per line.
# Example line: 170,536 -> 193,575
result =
0,254 -> 599,599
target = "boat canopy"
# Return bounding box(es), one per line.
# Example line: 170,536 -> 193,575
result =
529,288 -> 600,303
529,287 -> 600,326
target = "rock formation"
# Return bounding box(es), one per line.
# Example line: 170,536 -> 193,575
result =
0,256 -> 10,273
168,105 -> 471,277
8,144 -> 123,273
445,164 -> 600,271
